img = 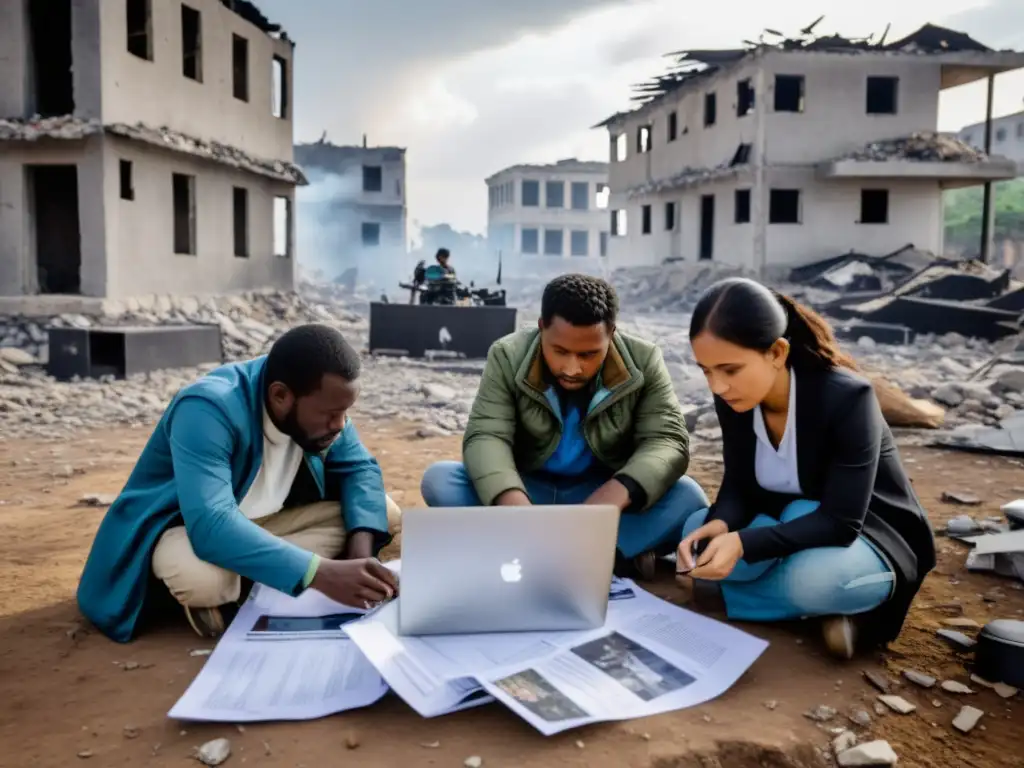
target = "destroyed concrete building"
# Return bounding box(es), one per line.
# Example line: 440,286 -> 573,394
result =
958,109 -> 1024,175
0,0 -> 303,305
293,139 -> 408,279
485,159 -> 610,264
596,22 -> 1024,270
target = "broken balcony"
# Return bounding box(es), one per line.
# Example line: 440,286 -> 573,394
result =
816,132 -> 1019,187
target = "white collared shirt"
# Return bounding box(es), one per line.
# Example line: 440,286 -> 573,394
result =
753,372 -> 802,496
237,406 -> 306,520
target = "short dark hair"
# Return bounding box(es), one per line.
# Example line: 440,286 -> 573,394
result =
264,323 -> 361,397
436,248 -> 450,261
541,273 -> 618,328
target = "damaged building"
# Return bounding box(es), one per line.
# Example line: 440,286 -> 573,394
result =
485,159 -> 610,264
596,22 -> 1024,270
0,0 -> 304,302
958,109 -> 1024,175
293,138 -> 408,281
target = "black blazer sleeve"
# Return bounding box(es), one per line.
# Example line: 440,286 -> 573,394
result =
706,398 -> 756,532
737,381 -> 882,562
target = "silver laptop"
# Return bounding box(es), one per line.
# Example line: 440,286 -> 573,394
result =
398,504 -> 620,636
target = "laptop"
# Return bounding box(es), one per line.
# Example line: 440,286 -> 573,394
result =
397,504 -> 620,636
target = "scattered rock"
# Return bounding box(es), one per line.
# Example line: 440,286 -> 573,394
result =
937,629 -> 976,650
575,740 -> 585,749
77,750 -> 94,760
763,699 -> 779,710
942,491 -> 982,506
863,670 -> 891,693
189,649 -> 213,657
196,738 -> 232,766
993,682 -> 1019,699
832,730 -> 858,754
837,740 -> 899,767
942,617 -> 981,629
420,741 -> 441,749
940,681 -> 975,695
902,669 -> 936,688
878,695 -> 917,714
849,710 -> 872,728
123,726 -> 140,739
952,705 -> 984,734
805,705 -> 837,722
464,757 -> 483,768
78,493 -> 116,507
344,732 -> 359,750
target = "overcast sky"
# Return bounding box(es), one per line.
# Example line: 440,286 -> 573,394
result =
259,0 -> 1024,235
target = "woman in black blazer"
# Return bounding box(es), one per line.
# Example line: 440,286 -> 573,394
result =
677,277 -> 936,659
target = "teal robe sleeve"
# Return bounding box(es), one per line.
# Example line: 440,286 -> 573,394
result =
325,419 -> 391,551
168,397 -> 315,595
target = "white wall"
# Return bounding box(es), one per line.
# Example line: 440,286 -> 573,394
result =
103,136 -> 295,298
98,0 -> 294,162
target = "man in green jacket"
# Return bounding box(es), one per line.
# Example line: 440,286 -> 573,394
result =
421,274 -> 709,579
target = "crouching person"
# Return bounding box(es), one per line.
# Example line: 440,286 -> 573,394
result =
421,274 -> 709,579
77,324 -> 401,643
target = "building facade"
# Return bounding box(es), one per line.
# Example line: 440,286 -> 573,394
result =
0,0 -> 302,301
485,160 -> 610,264
598,25 -> 1024,271
292,140 -> 407,282
958,110 -> 1024,173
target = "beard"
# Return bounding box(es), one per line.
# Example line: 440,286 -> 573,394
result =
279,407 -> 340,453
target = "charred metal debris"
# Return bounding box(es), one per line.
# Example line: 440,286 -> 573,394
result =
619,20 -> 997,110
0,116 -> 306,185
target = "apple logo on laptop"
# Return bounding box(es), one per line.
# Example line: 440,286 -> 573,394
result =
500,558 -> 523,583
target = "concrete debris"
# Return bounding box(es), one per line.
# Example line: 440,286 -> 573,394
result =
941,491 -> 982,506
902,669 -> 937,688
0,115 -> 102,141
196,738 -> 231,766
837,132 -> 989,164
862,670 -> 891,693
832,730 -> 858,755
625,160 -> 749,199
951,705 -> 984,733
940,681 -> 974,694
877,695 -> 916,714
936,629 -> 977,651
805,704 -> 837,722
836,740 -> 899,767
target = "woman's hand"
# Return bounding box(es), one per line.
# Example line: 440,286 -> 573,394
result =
676,519 -> 728,571
689,532 -> 744,581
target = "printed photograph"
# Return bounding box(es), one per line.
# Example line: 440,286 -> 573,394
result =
608,579 -> 636,601
571,631 -> 696,702
492,669 -> 589,723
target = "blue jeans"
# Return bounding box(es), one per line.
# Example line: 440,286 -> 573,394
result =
421,461 -> 710,559
681,500 -> 895,622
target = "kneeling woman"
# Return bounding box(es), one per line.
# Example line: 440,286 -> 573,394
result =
678,278 -> 936,659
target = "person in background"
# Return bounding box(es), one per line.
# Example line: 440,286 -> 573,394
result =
678,277 -> 935,659
77,324 -> 401,643
421,273 -> 709,579
435,247 -> 455,277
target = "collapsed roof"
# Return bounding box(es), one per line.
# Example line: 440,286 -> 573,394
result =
219,0 -> 289,39
596,21 -> 1004,126
0,116 -> 306,185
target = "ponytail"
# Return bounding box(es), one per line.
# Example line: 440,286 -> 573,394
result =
772,291 -> 858,373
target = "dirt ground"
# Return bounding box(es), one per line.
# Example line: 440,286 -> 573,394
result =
0,420 -> 1022,768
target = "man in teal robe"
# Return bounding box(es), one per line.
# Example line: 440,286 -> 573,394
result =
77,324 -> 400,643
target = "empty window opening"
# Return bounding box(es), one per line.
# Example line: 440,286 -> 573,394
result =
769,189 -> 801,224
28,165 -> 81,294
273,196 -> 291,257
599,231 -> 609,257
233,187 -> 248,257
667,111 -> 678,142
571,182 -> 589,211
774,75 -> 805,113
522,180 -> 540,206
860,189 -> 889,224
699,194 -> 714,261
664,201 -> 676,231
570,230 -> 589,257
734,189 -> 751,223
614,133 -> 627,162
172,173 -> 196,254
737,79 -> 755,117
730,143 -> 753,166
637,125 -> 652,154
361,222 -> 381,247
521,228 -> 539,254
126,0 -> 153,61
28,0 -> 74,116
181,4 -> 202,81
272,56 -> 288,118
546,181 -> 565,208
704,92 -> 717,127
641,204 -> 652,235
1018,122 -> 1024,139
362,165 -> 382,192
595,184 -> 609,209
544,229 -> 563,256
866,76 -> 897,115
611,210 -> 627,237
232,34 -> 249,102
119,160 -> 134,201
995,127 -> 1007,142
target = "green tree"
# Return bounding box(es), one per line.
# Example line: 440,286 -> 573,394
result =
944,178 -> 1024,253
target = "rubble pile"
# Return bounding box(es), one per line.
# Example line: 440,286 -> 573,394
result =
838,132 -> 989,164
0,116 -> 102,141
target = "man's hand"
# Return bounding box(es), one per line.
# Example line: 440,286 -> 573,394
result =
583,478 -> 631,512
345,531 -> 375,560
495,489 -> 531,506
689,532 -> 743,581
310,557 -> 398,608
676,519 -> 728,572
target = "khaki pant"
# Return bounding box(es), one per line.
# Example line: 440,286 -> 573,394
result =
151,497 -> 403,608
